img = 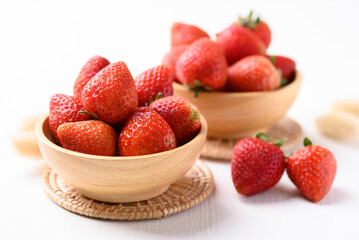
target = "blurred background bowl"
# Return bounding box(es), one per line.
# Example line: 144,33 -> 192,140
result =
36,114 -> 207,203
174,72 -> 302,139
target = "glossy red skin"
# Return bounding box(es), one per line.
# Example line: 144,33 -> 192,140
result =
73,56 -> 110,100
266,55 -> 296,80
287,145 -> 337,202
162,45 -> 188,82
49,94 -> 92,144
227,55 -> 280,92
149,96 -> 201,146
231,138 -> 285,196
81,61 -> 138,124
171,22 -> 209,48
118,107 -> 176,156
216,23 -> 266,65
251,21 -> 271,48
134,65 -> 173,107
175,38 -> 228,90
57,120 -> 117,156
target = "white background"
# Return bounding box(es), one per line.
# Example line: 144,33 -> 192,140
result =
1,0 -> 359,239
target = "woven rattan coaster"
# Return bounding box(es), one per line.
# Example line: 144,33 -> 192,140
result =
42,160 -> 213,220
201,117 -> 303,161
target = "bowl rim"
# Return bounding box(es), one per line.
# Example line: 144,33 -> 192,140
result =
173,71 -> 302,96
36,113 -> 208,161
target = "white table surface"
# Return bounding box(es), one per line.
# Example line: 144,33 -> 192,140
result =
1,0 -> 359,239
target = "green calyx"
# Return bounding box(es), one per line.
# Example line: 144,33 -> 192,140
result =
270,55 -> 276,65
303,137 -> 313,147
254,132 -> 270,140
239,10 -> 262,29
185,79 -> 213,98
146,92 -> 163,106
273,139 -> 285,147
254,132 -> 285,147
79,110 -> 98,119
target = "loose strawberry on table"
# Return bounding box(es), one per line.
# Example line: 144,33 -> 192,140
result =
149,96 -> 201,146
81,61 -> 138,124
49,94 -> 92,144
73,55 -> 110,100
171,22 -> 209,47
231,133 -> 285,196
134,65 -> 173,107
175,38 -> 228,92
286,138 -> 337,202
57,120 -> 117,156
118,107 -> 177,156
227,55 -> 280,91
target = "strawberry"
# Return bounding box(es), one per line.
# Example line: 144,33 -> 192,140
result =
73,56 -> 110,100
162,45 -> 188,82
286,138 -> 337,202
175,38 -> 228,92
239,11 -> 271,48
149,96 -> 201,146
171,22 -> 209,48
227,55 -> 280,91
267,55 -> 296,80
231,134 -> 285,195
216,23 -> 266,65
57,120 -> 117,156
49,94 -> 92,144
118,107 -> 176,156
134,65 -> 173,107
81,61 -> 138,124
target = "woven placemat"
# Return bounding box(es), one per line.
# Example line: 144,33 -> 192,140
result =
201,117 -> 303,161
42,160 -> 213,220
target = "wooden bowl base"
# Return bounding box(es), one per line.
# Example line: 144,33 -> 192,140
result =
41,160 -> 214,220
78,185 -> 170,203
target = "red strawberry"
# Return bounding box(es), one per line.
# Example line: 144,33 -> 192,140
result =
286,138 -> 337,202
149,96 -> 201,146
231,134 -> 285,195
81,61 -> 138,124
266,55 -> 296,80
175,38 -> 228,91
73,56 -> 110,100
134,65 -> 173,107
239,11 -> 271,48
57,120 -> 117,156
216,23 -> 266,65
162,45 -> 188,82
118,107 -> 176,156
227,55 -> 280,91
49,94 -> 92,144
171,22 -> 210,47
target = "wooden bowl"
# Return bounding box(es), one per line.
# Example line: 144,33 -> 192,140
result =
35,115 -> 207,203
173,71 -> 302,139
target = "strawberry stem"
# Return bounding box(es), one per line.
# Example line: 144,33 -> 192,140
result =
239,10 -> 261,29
270,55 -> 276,65
147,92 -> 163,105
185,79 -> 212,98
273,138 -> 285,147
303,137 -> 313,147
254,132 -> 270,140
79,110 -> 98,119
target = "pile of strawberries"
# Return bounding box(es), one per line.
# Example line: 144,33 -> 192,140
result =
49,57 -> 201,156
231,135 -> 337,202
162,11 -> 296,95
